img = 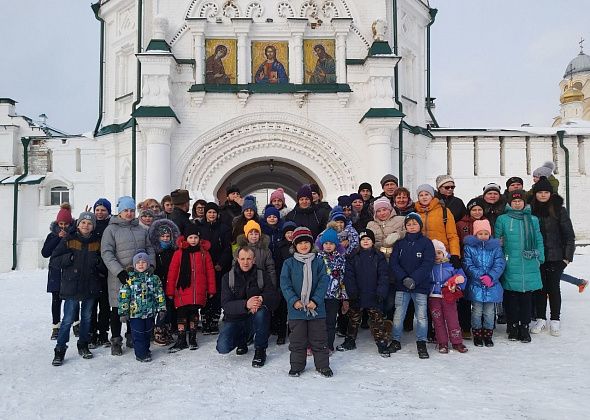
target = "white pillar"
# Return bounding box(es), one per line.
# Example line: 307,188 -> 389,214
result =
233,18 -> 252,85
288,18 -> 307,84
361,118 -> 402,189
332,18 -> 352,84
187,18 -> 207,84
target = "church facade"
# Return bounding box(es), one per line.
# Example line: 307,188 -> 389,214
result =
1,0 -> 589,272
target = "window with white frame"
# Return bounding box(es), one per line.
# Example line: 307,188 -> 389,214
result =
50,186 -> 69,206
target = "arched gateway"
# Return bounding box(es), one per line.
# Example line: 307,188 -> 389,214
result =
177,113 -> 359,202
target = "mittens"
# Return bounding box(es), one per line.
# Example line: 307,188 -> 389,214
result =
384,232 -> 400,246
480,275 -> 493,288
402,277 -> 416,290
117,270 -> 129,284
449,255 -> 462,269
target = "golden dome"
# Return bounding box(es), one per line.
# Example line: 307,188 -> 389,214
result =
560,84 -> 584,104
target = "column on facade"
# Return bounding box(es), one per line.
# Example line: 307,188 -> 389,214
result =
138,118 -> 177,200
332,18 -> 353,84
288,18 -> 307,84
187,18 -> 207,84
361,118 -> 401,189
232,18 -> 252,85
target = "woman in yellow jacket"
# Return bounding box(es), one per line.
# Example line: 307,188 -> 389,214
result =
415,184 -> 462,269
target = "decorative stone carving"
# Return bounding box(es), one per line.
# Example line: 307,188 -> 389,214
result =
199,2 -> 219,19
372,19 -> 388,41
300,1 -> 318,18
223,1 -> 240,18
321,1 -> 339,19
246,2 -> 264,18
277,2 -> 295,18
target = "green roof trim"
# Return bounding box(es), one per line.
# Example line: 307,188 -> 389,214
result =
346,58 -> 366,65
360,108 -> 405,122
402,121 -> 434,139
96,118 -> 134,137
188,83 -> 352,94
368,41 -> 393,56
146,39 -> 171,52
132,106 -> 180,123
175,58 -> 196,65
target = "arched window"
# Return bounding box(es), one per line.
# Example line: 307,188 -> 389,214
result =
50,186 -> 69,206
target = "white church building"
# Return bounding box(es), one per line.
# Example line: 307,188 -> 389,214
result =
1,0 -> 590,272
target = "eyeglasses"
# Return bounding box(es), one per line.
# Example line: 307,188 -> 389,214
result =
442,185 -> 456,190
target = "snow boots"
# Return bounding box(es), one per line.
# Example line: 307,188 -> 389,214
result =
51,323 -> 60,340
252,348 -> 267,368
110,336 -> 123,356
188,329 -> 199,350
416,341 -> 429,359
72,321 -> 80,337
52,347 -> 67,366
518,324 -> 531,343
125,331 -> 134,348
387,340 -> 401,353
376,340 -> 391,358
452,343 -> 468,353
507,323 -> 519,341
473,328 -> 484,347
169,331 -> 188,353
336,337 -> 356,351
77,342 -> 93,359
316,367 -> 334,378
482,329 -> 494,347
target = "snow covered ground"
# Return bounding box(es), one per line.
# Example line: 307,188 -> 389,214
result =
1,256 -> 589,420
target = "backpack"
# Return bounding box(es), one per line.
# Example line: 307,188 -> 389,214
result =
228,267 -> 265,291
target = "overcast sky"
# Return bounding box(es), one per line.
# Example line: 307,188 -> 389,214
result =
0,1 -> 588,133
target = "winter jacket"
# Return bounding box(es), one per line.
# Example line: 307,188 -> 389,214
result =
42,222 -> 70,293
394,201 -> 416,217
274,239 -> 293,280
456,215 -> 489,252
232,214 -> 261,243
436,193 -> 467,225
317,250 -> 348,300
94,217 -> 111,240
494,205 -> 545,292
235,234 -> 277,286
415,197 -> 460,257
261,219 -> 284,263
479,196 -> 505,232
315,201 -> 333,225
430,260 -> 466,297
51,231 -> 106,300
462,236 -> 506,303
527,175 -> 560,201
531,194 -> 575,262
315,221 -> 360,256
219,200 -> 242,229
169,207 -> 193,236
366,213 -> 406,259
280,255 -> 330,320
166,238 -> 216,308
221,264 -> 280,322
200,219 -> 233,274
390,231 -> 435,294
148,219 -> 181,291
118,270 -> 166,319
285,204 -> 329,239
351,206 -> 373,232
344,248 -> 389,309
101,217 -> 155,307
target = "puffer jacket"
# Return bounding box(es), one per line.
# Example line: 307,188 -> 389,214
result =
494,205 -> 545,292
166,238 -> 216,308
235,234 -> 277,285
285,204 -> 329,239
462,236 -> 506,303
118,270 -> 166,319
51,231 -> 106,300
148,219 -> 180,291
101,216 -> 155,306
416,197 -> 460,257
390,231 -> 435,294
344,248 -> 389,309
315,221 -> 359,256
530,194 -> 575,262
42,222 -> 72,293
430,259 -> 466,297
318,250 -> 348,300
366,213 -> 406,260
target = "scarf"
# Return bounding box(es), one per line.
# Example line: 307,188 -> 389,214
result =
293,252 -> 317,316
178,245 -> 200,289
160,240 -> 172,250
507,209 -> 538,259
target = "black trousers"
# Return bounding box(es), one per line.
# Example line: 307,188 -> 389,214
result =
324,299 -> 341,351
91,290 -> 110,336
535,261 -> 564,321
504,291 -> 533,325
288,318 -> 329,371
271,295 -> 288,339
201,272 -> 222,323
457,297 -> 472,332
177,305 -> 200,330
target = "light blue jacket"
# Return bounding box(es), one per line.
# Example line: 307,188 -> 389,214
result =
463,236 -> 506,303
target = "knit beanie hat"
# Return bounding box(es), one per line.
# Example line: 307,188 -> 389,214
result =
292,226 -> 314,246
133,251 -> 150,266
432,239 -> 446,254
473,220 -> 492,235
270,188 -> 285,203
226,185 -> 240,195
380,174 -> 399,187
140,209 -> 155,218
183,223 -> 201,238
93,198 -> 112,215
435,175 -> 455,189
482,183 -> 501,195
77,211 -> 96,228
358,182 -> 373,194
205,202 -> 219,214
533,161 -> 555,178
349,193 -> 362,203
117,196 -> 136,213
320,228 -> 340,246
373,196 -> 393,212
56,203 -> 74,224
337,195 -> 352,208
404,212 -> 423,229
507,189 -> 526,204
244,220 -> 262,235
329,206 -> 347,222
466,197 -> 486,212
416,184 -> 435,197
310,183 -> 321,196
281,221 -> 297,236
358,230 -> 376,243
242,195 -> 257,213
297,185 -> 313,201
263,205 -> 280,220
532,176 -> 554,194
505,176 -> 524,189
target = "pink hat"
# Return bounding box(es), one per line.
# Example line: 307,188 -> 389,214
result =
473,219 -> 492,235
373,197 -> 393,212
270,188 -> 285,203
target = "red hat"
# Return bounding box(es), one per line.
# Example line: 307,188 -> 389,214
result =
56,203 -> 73,224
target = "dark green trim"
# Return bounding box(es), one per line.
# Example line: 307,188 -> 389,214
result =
426,8 -> 439,128
114,92 -> 134,102
360,108 -> 404,123
92,2 -> 105,137
146,39 -> 171,52
393,0 -> 404,185
368,41 -> 393,56
90,1 -> 100,18
132,106 -> 180,123
12,137 -> 31,270
557,130 -> 570,211
2,176 -> 45,185
131,0 -> 143,200
175,58 -> 196,65
345,58 -> 366,65
0,98 -> 17,105
402,121 -> 434,139
188,83 -> 352,94
96,118 -> 134,136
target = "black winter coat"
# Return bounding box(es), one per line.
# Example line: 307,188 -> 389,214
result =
344,248 -> 389,309
169,207 -> 193,236
51,232 -> 107,300
478,195 -> 505,234
436,193 -> 467,224
94,217 -> 111,240
274,239 -> 293,280
285,204 -> 328,239
200,220 -> 233,273
219,200 -> 242,229
42,222 -> 76,293
531,194 -> 575,262
221,265 -> 280,322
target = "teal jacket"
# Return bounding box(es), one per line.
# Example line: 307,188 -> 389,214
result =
494,205 -> 544,292
280,255 -> 329,320
118,270 -> 166,319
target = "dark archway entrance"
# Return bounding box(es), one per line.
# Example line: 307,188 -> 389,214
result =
216,159 -> 317,203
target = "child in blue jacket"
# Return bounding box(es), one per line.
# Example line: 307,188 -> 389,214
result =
280,227 -> 332,378
463,219 -> 506,347
389,213 -> 435,359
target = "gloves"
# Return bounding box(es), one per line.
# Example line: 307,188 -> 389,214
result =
157,311 -> 167,322
117,270 -> 129,284
119,315 -> 129,323
449,255 -> 462,269
384,232 -> 400,246
402,277 -> 416,290
480,275 -> 493,288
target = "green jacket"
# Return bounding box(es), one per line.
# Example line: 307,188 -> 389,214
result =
118,270 -> 166,319
494,205 -> 544,292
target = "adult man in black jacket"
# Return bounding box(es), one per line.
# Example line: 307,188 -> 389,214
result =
169,189 -> 193,234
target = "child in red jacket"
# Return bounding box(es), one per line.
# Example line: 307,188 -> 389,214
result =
167,224 -> 216,352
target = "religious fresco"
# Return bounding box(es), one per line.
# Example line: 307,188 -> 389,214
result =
304,39 -> 336,84
205,39 -> 237,84
252,41 -> 289,84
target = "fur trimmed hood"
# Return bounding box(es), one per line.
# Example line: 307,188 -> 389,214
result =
148,219 -> 181,253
